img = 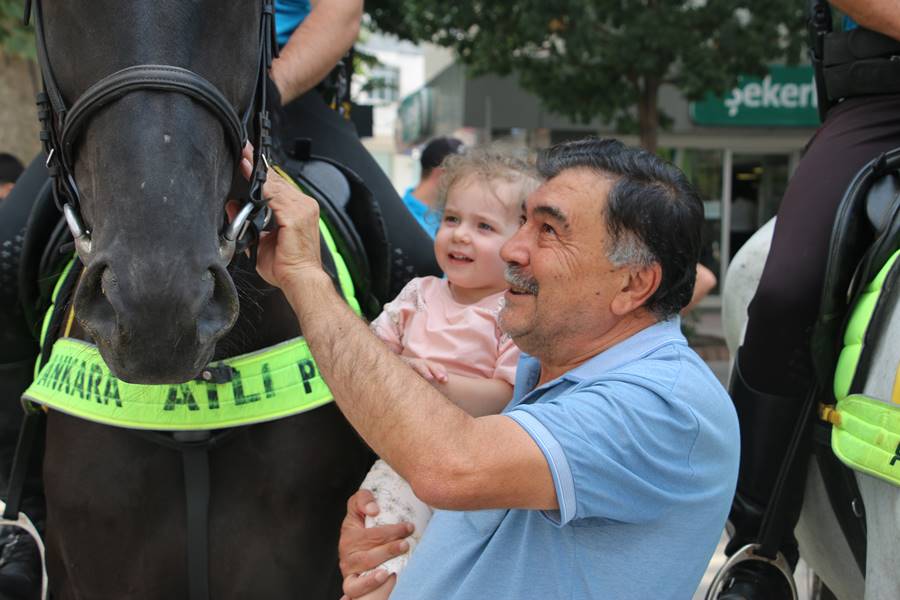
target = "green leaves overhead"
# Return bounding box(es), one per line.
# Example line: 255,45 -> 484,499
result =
366,0 -> 806,149
0,0 -> 33,60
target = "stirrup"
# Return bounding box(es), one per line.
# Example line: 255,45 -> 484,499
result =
0,500 -> 47,600
704,543 -> 798,600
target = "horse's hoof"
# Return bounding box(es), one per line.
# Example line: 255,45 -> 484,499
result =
0,527 -> 41,600
717,562 -> 794,600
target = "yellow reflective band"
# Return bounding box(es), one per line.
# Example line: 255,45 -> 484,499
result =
831,394 -> 900,487
24,336 -> 334,431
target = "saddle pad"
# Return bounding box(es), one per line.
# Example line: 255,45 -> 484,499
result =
831,394 -> 900,486
831,249 -> 900,485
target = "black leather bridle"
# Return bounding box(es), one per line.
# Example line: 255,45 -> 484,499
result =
24,0 -> 278,264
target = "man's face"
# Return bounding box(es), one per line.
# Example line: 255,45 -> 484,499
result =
499,168 -> 625,356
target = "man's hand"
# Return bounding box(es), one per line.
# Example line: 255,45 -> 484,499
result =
255,170 -> 323,288
399,357 -> 449,384
338,490 -> 413,599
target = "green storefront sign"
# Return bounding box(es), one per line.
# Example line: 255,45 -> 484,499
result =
690,65 -> 819,127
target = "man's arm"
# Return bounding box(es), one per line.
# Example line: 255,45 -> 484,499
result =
269,0 -> 363,105
255,171 -> 557,512
830,0 -> 900,40
283,270 -> 555,510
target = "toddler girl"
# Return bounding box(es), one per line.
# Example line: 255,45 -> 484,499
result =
357,148 -> 540,599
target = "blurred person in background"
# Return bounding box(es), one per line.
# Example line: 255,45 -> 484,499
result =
0,154 -> 24,201
402,137 -> 466,238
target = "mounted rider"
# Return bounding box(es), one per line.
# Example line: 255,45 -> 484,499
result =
718,1 -> 900,598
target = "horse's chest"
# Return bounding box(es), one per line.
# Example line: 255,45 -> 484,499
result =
41,404 -> 372,598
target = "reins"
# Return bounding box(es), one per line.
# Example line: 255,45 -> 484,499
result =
24,0 -> 279,264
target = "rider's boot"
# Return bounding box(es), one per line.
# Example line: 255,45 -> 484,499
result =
716,349 -> 808,600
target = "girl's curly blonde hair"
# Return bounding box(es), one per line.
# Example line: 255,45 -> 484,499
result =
435,147 -> 542,215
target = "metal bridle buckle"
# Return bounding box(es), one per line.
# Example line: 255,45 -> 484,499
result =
63,202 -> 92,258
704,544 -> 798,600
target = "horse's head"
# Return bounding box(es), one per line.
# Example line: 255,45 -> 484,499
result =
41,0 -> 267,383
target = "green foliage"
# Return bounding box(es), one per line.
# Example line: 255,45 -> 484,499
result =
0,0 -> 33,60
366,0 -> 806,146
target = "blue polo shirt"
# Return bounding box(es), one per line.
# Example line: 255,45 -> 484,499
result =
390,317 -> 740,600
402,187 -> 440,239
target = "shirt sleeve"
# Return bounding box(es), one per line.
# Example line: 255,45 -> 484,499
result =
506,380 -> 699,526
492,334 -> 520,386
369,278 -> 421,355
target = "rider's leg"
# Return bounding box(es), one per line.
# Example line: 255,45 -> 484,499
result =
0,155 -> 48,600
722,94 -> 900,598
274,89 -> 441,298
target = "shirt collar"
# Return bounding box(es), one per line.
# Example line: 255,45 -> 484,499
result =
513,317 -> 686,400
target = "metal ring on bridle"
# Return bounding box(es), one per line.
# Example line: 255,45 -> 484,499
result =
703,543 -> 798,600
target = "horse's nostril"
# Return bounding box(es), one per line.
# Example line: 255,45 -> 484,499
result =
99,266 -> 117,298
74,262 -> 118,344
196,266 -> 239,346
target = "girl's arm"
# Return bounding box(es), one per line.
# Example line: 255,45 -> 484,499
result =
433,374 -> 513,417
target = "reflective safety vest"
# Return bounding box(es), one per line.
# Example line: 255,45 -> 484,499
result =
23,167 -> 361,431
827,249 -> 900,486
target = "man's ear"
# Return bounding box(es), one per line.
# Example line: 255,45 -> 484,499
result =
610,262 -> 662,316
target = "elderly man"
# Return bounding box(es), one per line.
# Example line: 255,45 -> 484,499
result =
254,137 -> 740,599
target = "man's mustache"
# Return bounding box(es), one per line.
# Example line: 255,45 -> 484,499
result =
505,265 -> 539,295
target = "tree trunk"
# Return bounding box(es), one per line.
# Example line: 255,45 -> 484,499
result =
637,77 -> 660,153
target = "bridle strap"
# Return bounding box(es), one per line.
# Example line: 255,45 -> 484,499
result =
27,0 -> 278,263
61,65 -> 247,168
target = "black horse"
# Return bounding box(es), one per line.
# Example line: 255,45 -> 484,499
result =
0,0 -> 435,597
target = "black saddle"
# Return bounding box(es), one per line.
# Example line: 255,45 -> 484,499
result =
812,148 -> 900,392
279,141 -> 390,320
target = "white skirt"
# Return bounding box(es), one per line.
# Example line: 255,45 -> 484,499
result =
359,459 -> 434,575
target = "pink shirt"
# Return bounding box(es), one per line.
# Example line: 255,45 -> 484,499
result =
370,276 -> 519,386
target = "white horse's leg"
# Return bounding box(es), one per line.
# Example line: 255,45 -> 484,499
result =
722,218 -> 776,358
855,474 -> 900,600
795,459 -> 865,600
857,283 -> 900,600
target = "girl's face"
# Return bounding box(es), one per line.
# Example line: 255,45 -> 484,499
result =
434,176 -> 522,302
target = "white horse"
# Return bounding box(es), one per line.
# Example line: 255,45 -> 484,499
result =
721,218 -> 900,600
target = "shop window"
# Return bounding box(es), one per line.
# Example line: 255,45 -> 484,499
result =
363,65 -> 399,104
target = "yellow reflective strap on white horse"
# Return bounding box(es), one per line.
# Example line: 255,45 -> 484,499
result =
831,249 -> 900,486
831,394 -> 900,486
24,336 -> 334,430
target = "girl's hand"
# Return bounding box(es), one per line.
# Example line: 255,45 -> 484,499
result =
400,357 -> 449,384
